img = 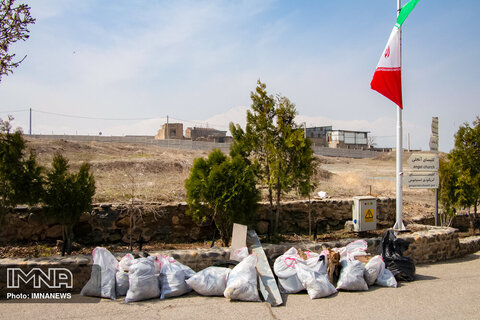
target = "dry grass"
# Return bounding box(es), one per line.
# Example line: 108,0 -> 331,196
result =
25,138 -> 437,219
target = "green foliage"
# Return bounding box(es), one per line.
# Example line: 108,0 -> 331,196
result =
439,116 -> 480,216
0,116 -> 43,216
1,0 -> 36,82
43,153 -> 95,255
439,156 -> 458,217
185,149 -> 259,246
230,81 -> 318,233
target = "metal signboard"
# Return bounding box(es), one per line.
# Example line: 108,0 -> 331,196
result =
405,172 -> 439,189
407,153 -> 439,171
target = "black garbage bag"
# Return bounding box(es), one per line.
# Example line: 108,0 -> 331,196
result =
376,230 -> 416,282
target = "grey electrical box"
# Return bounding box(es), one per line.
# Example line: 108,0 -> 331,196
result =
352,196 -> 377,232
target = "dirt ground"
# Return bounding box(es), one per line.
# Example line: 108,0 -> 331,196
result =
25,138 -> 438,221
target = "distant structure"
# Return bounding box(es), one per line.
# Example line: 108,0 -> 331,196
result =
327,129 -> 369,149
185,127 -> 227,143
155,123 -> 184,140
305,126 -> 370,149
305,126 -> 332,147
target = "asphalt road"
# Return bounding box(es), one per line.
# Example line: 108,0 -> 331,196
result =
1,252 -> 479,320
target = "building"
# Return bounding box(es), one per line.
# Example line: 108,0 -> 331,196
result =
155,123 -> 184,140
305,126 -> 332,147
327,129 -> 370,149
185,127 -> 227,142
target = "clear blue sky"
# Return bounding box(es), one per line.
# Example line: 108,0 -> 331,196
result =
1,0 -> 478,151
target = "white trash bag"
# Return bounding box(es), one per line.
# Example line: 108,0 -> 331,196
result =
273,247 -> 304,294
224,254 -> 260,302
116,254 -> 134,297
125,258 -> 160,303
186,266 -> 231,296
336,259 -> 368,291
375,261 -> 398,288
306,251 -> 328,275
231,246 -> 249,262
295,262 -> 336,299
337,240 -> 368,261
81,247 -> 119,299
158,255 -> 194,299
364,255 -> 384,286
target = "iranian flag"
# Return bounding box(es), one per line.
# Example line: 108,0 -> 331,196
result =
371,0 -> 420,109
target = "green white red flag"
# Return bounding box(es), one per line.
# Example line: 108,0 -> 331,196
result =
371,0 -> 420,109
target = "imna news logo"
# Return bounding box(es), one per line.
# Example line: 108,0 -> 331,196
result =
7,267 -> 73,289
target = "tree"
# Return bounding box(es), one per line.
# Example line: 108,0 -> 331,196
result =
43,154 -> 95,255
450,116 -> 480,216
1,0 -> 35,82
230,81 -> 317,234
185,149 -> 259,246
438,156 -> 458,226
0,116 -> 43,218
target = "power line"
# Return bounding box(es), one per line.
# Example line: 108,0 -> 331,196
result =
32,109 -> 159,121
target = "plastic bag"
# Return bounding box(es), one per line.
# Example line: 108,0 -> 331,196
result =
81,247 -> 118,299
377,230 -> 415,281
337,239 -> 368,261
273,247 -> 304,294
224,254 -> 260,302
364,255 -> 384,286
158,255 -> 194,299
336,259 -> 368,291
119,253 -> 134,272
125,258 -> 160,303
231,246 -> 249,262
375,261 -> 397,288
186,266 -> 231,296
306,251 -> 328,275
295,262 -> 336,299
115,270 -> 129,297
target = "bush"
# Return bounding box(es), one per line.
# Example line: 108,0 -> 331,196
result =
43,153 -> 95,255
185,149 -> 259,246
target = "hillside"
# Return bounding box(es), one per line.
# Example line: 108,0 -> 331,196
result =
25,138 -> 437,221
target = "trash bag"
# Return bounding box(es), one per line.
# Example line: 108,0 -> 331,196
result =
337,239 -> 368,261
375,262 -> 397,288
364,255 -> 384,286
273,247 -> 304,294
224,254 -> 260,302
119,253 -> 134,272
158,255 -> 193,299
186,266 -> 231,296
231,246 -> 249,262
305,251 -> 328,274
125,258 -> 160,303
336,259 -> 368,291
115,270 -> 129,297
115,253 -> 134,297
295,262 -> 336,299
377,230 -> 416,282
81,247 -> 118,299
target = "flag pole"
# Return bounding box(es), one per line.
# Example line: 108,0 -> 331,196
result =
394,0 -> 406,231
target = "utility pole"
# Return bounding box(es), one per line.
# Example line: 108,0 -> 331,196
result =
29,108 -> 32,135
166,115 -> 169,148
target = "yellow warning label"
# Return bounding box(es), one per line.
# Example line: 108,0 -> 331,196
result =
365,209 -> 374,223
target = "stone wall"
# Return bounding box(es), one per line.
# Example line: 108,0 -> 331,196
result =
0,198 -> 396,244
412,213 -> 480,232
2,225 -> 479,296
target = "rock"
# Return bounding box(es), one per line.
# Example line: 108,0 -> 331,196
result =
344,220 -> 354,232
46,225 -> 63,238
256,220 -> 269,234
172,215 -> 180,225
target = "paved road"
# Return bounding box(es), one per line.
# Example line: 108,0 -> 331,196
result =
1,252 -> 479,320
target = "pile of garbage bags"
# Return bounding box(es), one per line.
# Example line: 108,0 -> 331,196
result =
81,231 -> 414,303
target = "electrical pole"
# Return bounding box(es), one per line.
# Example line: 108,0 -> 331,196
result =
29,108 -> 32,135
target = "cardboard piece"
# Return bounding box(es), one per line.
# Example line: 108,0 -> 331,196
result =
229,223 -> 248,260
247,230 -> 283,306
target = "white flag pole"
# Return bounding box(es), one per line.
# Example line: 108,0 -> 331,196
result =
394,0 -> 406,231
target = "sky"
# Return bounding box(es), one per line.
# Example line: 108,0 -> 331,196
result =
0,0 -> 479,152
